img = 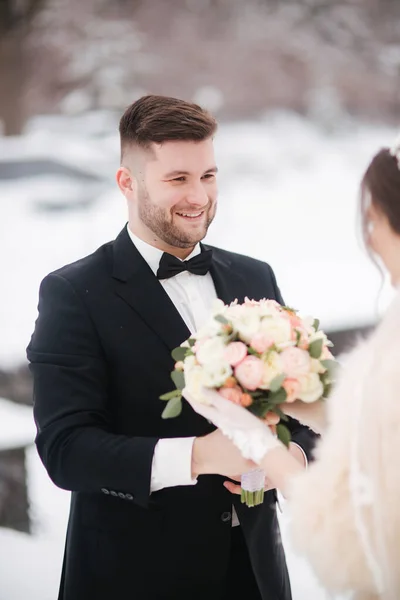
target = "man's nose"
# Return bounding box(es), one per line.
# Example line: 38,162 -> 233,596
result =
186,182 -> 209,206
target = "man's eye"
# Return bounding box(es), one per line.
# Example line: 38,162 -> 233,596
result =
203,173 -> 215,180
172,176 -> 186,182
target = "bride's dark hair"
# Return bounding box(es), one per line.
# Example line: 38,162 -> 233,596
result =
360,148 -> 400,246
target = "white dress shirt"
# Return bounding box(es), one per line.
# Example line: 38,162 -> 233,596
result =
127,226 -> 306,524
126,228 -> 217,487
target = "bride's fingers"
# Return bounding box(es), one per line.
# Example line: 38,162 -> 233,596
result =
263,411 -> 280,426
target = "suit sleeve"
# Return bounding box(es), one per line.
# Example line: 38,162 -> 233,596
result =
268,263 -> 320,461
27,273 -> 159,508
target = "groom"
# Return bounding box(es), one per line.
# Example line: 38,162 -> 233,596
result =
27,95 -> 318,600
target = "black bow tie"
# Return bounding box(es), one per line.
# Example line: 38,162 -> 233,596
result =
156,249 -> 213,279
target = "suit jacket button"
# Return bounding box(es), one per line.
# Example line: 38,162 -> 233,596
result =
110,490 -> 118,497
101,488 -> 110,494
126,494 -> 133,500
221,511 -> 231,523
118,492 -> 125,499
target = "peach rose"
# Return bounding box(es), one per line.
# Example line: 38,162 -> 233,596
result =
224,341 -> 248,366
234,356 -> 264,390
223,376 -> 237,388
280,347 -> 311,378
282,378 -> 301,403
219,386 -> 243,405
250,333 -> 273,354
240,393 -> 253,407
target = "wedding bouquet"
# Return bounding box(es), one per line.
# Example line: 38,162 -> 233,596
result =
160,297 -> 337,506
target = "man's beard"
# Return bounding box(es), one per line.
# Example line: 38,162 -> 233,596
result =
137,186 -> 216,249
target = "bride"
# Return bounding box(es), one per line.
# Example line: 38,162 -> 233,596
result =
184,143 -> 400,600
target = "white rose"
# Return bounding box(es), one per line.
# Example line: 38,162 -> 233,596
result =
194,316 -> 224,340
211,298 -> 227,316
229,310 -> 261,344
297,373 -> 324,403
309,329 -> 329,345
259,351 -> 283,390
184,363 -> 210,404
310,358 -> 326,374
183,354 -> 197,369
258,299 -> 283,318
260,316 -> 292,346
202,362 -> 233,388
196,337 -> 226,367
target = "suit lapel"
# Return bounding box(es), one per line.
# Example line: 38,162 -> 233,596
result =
204,244 -> 247,306
112,227 -> 191,352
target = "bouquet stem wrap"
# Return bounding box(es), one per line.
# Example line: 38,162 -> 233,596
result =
241,468 -> 266,507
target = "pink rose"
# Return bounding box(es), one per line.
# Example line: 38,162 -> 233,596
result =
219,386 -> 243,405
234,356 -> 264,390
280,347 -> 311,378
250,333 -> 273,354
287,313 -> 302,328
282,378 -> 301,403
224,341 -> 248,366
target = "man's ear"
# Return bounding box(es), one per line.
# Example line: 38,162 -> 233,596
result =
116,166 -> 136,198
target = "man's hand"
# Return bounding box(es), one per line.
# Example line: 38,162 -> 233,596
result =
223,475 -> 274,495
191,429 -> 257,478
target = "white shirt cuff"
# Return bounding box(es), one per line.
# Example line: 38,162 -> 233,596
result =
150,437 -> 198,493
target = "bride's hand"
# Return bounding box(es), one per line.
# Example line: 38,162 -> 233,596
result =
182,386 -> 282,463
280,399 -> 327,434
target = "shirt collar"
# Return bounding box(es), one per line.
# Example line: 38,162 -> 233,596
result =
126,225 -> 201,276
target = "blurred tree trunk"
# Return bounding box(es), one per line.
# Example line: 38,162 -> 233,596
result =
0,0 -> 45,136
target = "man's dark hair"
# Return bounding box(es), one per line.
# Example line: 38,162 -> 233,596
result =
119,95 -> 217,160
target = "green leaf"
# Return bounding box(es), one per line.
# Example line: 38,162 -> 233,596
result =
159,389 -> 182,401
171,346 -> 188,362
309,338 -> 323,359
295,329 -> 302,345
321,359 -> 339,378
249,391 -> 265,398
269,373 -> 286,393
214,314 -> 229,325
267,388 -> 288,405
282,305 -> 297,313
323,381 -> 332,398
161,396 -> 182,419
273,406 -> 289,422
248,402 -> 271,418
248,347 -> 261,357
171,369 -> 185,390
313,318 -> 320,331
276,423 -> 291,447
188,338 -> 196,347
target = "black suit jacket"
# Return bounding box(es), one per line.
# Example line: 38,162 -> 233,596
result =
27,226 -> 317,600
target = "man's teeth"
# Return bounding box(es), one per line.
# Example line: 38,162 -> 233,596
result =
177,212 -> 202,218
